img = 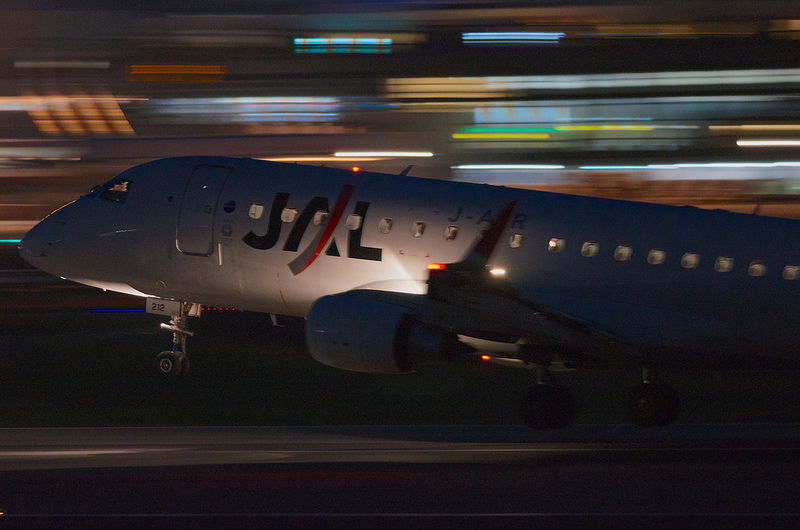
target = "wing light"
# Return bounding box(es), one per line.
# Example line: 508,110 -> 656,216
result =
427,262 -> 448,270
351,166 -> 362,172
480,355 -> 493,361
489,268 -> 506,276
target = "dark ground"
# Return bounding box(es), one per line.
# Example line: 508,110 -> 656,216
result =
6,244 -> 800,525
3,243 -> 800,428
4,303 -> 800,428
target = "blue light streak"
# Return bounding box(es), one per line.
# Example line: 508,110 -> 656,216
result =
294,37 -> 392,54
89,309 -> 146,313
463,32 -> 565,44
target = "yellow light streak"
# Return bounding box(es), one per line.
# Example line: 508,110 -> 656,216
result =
554,125 -> 654,131
452,133 -> 549,139
126,65 -> 227,75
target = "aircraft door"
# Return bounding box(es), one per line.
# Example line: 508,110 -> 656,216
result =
176,164 -> 232,256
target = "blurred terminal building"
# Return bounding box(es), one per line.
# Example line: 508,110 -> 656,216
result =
2,0 -> 800,241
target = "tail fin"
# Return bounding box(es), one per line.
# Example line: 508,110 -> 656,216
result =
427,200 -> 517,299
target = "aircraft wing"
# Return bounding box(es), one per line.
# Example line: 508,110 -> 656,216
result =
306,200 -> 636,373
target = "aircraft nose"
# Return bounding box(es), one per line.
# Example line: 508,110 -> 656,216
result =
18,217 -> 63,270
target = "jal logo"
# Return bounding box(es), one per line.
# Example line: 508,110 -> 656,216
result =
242,185 -> 381,275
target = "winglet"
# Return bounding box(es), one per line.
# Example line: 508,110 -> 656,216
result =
399,165 -> 414,176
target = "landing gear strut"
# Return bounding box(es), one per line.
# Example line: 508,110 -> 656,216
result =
627,368 -> 680,427
519,367 -> 574,429
155,303 -> 197,380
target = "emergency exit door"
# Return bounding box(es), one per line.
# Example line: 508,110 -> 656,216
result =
176,165 -> 232,256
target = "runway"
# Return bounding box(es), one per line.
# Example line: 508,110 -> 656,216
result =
2,424 -> 800,522
3,423 -> 800,470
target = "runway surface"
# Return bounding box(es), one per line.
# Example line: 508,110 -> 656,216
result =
2,424 -> 800,523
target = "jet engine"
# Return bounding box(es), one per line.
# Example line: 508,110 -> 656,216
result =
305,291 -> 464,373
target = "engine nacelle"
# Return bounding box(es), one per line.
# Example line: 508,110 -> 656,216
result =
305,291 -> 461,373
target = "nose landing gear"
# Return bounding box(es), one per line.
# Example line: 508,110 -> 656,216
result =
155,302 -> 198,380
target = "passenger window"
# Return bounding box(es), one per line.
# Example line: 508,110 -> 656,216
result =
443,225 -> 458,241
345,214 -> 362,230
509,233 -> 523,248
548,238 -> 565,253
281,208 -> 297,223
783,265 -> 800,280
99,179 -> 131,203
411,222 -> 425,238
647,249 -> 666,265
249,204 -> 265,220
313,211 -> 329,226
748,260 -> 767,277
581,241 -> 599,257
378,218 -> 392,234
681,253 -> 700,269
715,257 -> 734,273
614,245 -> 632,261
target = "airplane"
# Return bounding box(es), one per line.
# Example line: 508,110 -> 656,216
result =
17,155 -> 800,429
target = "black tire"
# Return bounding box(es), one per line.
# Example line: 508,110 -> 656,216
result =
520,384 -> 575,429
627,382 -> 680,427
155,351 -> 184,380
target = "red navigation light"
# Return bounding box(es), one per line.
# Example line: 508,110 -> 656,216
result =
480,355 -> 492,362
351,166 -> 362,172
427,263 -> 447,270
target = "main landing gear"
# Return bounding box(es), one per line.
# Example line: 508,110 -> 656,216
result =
155,303 -> 198,380
519,366 -> 680,429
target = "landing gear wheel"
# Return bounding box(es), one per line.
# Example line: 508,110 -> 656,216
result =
520,384 -> 574,429
155,351 -> 185,380
627,382 -> 680,427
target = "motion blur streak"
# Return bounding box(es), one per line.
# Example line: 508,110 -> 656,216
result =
2,1 -> 800,238
385,69 -> 800,97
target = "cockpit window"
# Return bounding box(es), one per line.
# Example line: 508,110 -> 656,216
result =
99,179 -> 132,203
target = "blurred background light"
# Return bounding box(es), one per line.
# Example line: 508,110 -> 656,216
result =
737,140 -> 800,147
295,36 -> 392,53
3,0 -> 800,241
334,152 -> 433,157
462,32 -> 564,44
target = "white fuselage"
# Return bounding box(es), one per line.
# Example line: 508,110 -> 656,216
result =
19,156 -> 800,366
